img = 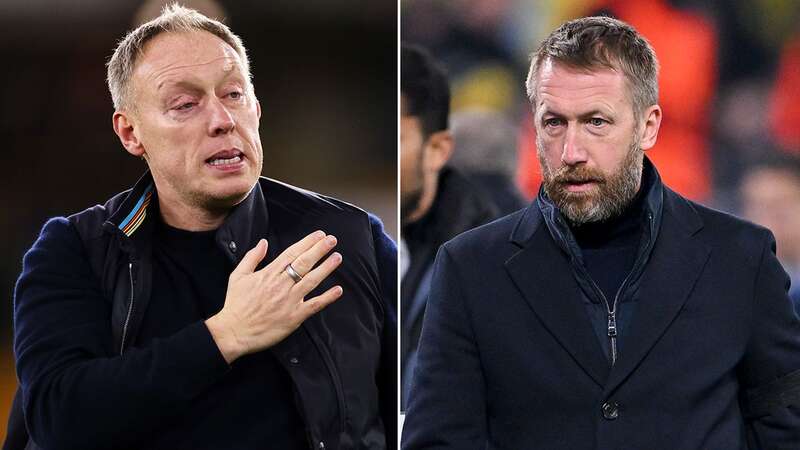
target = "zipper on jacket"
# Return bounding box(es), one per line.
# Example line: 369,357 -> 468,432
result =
119,262 -> 135,354
607,312 -> 618,363
581,274 -> 619,366
576,212 -> 655,366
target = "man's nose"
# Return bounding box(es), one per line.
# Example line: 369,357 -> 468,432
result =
207,98 -> 235,136
561,124 -> 587,166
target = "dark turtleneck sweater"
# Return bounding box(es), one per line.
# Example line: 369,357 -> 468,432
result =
571,181 -> 648,305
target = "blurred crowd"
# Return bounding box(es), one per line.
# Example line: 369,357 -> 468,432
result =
402,0 -> 800,309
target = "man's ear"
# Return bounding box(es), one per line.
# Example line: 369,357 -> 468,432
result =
423,130 -> 454,172
112,111 -> 146,157
639,104 -> 662,151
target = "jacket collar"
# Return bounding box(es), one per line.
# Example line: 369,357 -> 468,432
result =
104,170 -> 268,262
103,171 -> 157,256
214,178 -> 270,265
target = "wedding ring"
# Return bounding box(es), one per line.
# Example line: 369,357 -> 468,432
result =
285,263 -> 303,283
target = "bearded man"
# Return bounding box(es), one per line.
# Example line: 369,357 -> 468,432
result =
401,16 -> 800,449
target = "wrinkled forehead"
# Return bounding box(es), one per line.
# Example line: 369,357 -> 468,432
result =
132,30 -> 245,91
538,58 -> 626,92
536,59 -> 631,111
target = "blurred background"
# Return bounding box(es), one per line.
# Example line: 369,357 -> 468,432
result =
0,0 -> 396,438
403,0 -> 800,308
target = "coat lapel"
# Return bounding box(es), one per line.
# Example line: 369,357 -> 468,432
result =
603,191 -> 711,395
505,206 -> 611,388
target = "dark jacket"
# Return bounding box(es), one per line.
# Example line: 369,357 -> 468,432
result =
402,163 -> 800,449
400,168 -> 497,409
13,172 -> 397,450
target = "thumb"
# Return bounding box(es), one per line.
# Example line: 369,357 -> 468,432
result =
232,239 -> 268,276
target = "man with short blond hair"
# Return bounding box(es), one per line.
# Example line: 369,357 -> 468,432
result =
402,16 -> 800,449
10,5 -> 396,450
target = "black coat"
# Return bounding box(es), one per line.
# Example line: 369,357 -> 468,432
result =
402,178 -> 800,449
13,172 -> 396,450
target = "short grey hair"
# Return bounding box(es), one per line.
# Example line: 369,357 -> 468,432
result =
106,3 -> 251,111
525,16 -> 659,118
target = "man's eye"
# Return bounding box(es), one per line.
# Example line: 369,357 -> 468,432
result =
589,117 -> 606,127
175,102 -> 196,111
544,118 -> 563,127
228,91 -> 243,100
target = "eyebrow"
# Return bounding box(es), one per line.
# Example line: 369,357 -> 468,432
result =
540,108 -> 613,119
156,70 -> 246,92
157,79 -> 203,93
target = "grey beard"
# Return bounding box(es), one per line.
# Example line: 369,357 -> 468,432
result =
539,141 -> 643,226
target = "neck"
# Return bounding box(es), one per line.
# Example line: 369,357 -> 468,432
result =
157,195 -> 229,232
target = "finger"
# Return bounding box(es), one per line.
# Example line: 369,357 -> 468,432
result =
231,239 -> 268,277
293,252 -> 343,296
289,234 -> 338,277
269,230 -> 326,272
299,285 -> 344,318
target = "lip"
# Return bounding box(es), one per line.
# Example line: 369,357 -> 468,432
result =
205,147 -> 244,162
564,180 -> 597,193
205,147 -> 246,173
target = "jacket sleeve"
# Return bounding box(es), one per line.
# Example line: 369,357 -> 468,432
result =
13,218 -> 230,450
401,244 -> 488,449
369,213 -> 398,450
739,230 -> 800,447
